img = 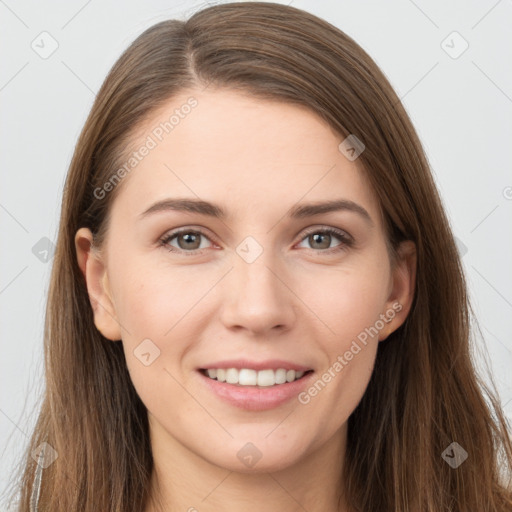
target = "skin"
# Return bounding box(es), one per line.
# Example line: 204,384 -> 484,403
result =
75,88 -> 416,512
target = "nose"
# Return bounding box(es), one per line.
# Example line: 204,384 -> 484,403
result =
219,249 -> 296,337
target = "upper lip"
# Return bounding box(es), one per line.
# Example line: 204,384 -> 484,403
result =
198,359 -> 313,372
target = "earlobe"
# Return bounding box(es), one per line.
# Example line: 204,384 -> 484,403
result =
379,240 -> 417,341
74,227 -> 122,341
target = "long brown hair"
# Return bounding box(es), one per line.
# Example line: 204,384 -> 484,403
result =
9,2 -> 512,510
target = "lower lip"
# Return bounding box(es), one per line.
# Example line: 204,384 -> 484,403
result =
197,370 -> 315,411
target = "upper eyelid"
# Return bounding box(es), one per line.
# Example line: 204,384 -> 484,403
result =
300,225 -> 352,239
161,226 -> 220,245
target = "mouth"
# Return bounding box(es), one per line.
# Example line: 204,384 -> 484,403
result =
199,367 -> 314,388
196,358 -> 316,411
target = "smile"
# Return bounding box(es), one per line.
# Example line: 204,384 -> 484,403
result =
200,368 -> 313,387
197,367 -> 316,411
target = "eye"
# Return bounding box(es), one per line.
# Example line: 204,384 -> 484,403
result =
159,229 -> 215,255
159,226 -> 353,255
296,227 -> 353,253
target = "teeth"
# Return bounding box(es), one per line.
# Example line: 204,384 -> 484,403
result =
239,368 -> 257,385
203,368 -> 306,386
226,368 -> 239,384
275,368 -> 287,384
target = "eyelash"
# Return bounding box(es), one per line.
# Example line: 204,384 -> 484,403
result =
158,226 -> 354,256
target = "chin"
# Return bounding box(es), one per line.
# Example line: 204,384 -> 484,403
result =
204,435 -> 309,474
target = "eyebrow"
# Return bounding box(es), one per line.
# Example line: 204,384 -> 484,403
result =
139,198 -> 374,226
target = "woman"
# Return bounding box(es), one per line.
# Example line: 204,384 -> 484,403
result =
11,2 -> 512,511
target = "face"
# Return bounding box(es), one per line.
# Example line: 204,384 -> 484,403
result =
76,88 -> 415,474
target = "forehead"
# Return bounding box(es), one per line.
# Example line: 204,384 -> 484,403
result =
110,88 -> 381,225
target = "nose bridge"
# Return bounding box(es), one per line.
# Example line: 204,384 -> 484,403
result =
220,240 -> 295,333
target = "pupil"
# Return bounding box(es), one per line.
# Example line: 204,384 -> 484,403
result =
180,233 -> 199,249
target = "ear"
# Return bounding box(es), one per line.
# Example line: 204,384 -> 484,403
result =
379,240 -> 417,341
75,227 -> 122,341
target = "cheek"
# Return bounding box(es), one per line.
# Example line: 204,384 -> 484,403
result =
109,259 -> 221,390
292,258 -> 388,412
110,258 -> 205,341
111,266 -> 198,414
295,259 -> 390,344
297,276 -> 382,433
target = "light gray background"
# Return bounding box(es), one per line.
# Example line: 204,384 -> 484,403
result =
1,0 -> 511,507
